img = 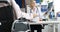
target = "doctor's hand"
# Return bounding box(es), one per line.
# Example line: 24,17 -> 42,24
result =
33,14 -> 37,18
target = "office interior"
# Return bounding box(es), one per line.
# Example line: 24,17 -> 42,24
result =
15,0 -> 60,32
0,0 -> 60,32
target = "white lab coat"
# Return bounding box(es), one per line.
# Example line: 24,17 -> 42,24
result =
27,5 -> 47,21
27,6 -> 41,21
27,6 -> 42,17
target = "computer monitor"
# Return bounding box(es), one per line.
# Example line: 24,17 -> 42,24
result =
48,2 -> 53,11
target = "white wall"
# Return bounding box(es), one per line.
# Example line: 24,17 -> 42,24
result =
54,0 -> 60,32
54,0 -> 60,16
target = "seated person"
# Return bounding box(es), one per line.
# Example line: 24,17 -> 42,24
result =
27,0 -> 43,32
0,0 -> 14,32
0,0 -> 32,32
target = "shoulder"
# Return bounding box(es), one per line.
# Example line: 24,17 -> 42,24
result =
8,0 -> 16,5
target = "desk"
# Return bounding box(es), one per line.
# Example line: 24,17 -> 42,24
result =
29,21 -> 60,24
28,21 -> 60,32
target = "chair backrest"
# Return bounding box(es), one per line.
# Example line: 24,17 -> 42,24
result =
12,19 -> 30,32
14,22 -> 29,32
11,18 -> 31,32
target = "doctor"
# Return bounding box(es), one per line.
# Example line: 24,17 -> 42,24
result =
27,0 -> 43,32
27,0 -> 41,18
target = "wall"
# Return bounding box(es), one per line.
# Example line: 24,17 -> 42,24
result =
54,1 -> 60,32
25,0 -> 30,5
54,0 -> 60,16
15,0 -> 26,8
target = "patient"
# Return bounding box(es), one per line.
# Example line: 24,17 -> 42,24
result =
0,0 -> 32,32
0,0 -> 13,32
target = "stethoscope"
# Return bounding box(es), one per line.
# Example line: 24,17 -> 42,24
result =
30,7 -> 40,18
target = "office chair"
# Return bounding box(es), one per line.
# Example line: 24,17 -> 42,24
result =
11,19 -> 30,32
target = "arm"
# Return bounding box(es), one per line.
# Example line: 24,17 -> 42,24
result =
11,0 -> 22,19
11,0 -> 33,19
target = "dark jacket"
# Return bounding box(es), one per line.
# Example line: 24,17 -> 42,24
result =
0,5 -> 14,32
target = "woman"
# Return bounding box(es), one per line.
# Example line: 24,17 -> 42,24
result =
27,0 -> 43,32
27,0 -> 39,18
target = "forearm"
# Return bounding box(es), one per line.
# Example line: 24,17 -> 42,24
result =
11,0 -> 22,19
